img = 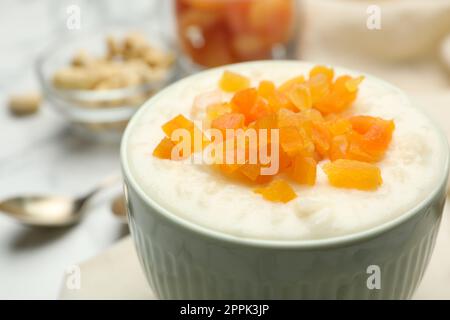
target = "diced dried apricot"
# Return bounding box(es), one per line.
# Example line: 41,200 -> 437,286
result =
258,80 -> 276,98
254,179 -> 297,203
311,121 -> 331,157
287,84 -> 312,111
315,75 -> 364,114
162,114 -> 208,154
308,74 -> 331,105
277,108 -> 302,128
254,113 -> 277,130
345,76 -> 364,93
278,75 -> 305,93
258,81 -> 295,111
152,137 -> 176,160
239,163 -> 262,181
273,91 -> 297,111
231,88 -> 271,124
206,103 -> 232,121
279,126 -> 305,156
347,116 -> 395,161
347,132 -> 380,163
323,159 -> 382,190
231,88 -> 256,112
349,116 -> 395,151
329,135 -> 349,161
154,65 -> 393,202
349,115 -> 378,133
211,112 -> 245,136
264,144 -> 292,174
219,71 -> 251,92
327,118 -> 352,136
290,156 -> 316,185
309,65 -> 334,83
254,113 -> 277,144
162,114 -> 194,137
298,108 -> 324,122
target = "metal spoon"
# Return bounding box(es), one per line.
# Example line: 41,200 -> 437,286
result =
0,175 -> 120,227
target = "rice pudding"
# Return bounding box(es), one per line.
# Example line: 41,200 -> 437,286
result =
125,61 -> 445,240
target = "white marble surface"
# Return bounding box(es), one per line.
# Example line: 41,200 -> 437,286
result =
0,0 -> 167,299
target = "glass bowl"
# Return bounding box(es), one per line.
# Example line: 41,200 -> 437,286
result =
35,24 -> 177,141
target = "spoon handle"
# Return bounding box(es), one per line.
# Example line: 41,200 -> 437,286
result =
79,174 -> 122,204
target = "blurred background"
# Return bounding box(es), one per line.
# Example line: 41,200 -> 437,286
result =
1,0 -> 450,299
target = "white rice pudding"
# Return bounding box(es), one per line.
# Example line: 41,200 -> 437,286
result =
126,61 -> 445,240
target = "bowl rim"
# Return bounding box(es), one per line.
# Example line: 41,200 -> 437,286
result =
120,60 -> 450,249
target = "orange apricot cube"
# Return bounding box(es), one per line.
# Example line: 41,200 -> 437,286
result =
218,163 -> 242,175
309,65 -> 334,83
254,179 -> 297,203
254,113 -> 277,130
258,81 -> 295,111
162,114 -> 208,154
278,75 -> 305,93
263,144 -> 292,174
279,126 -> 305,156
311,121 -> 331,157
327,118 -> 352,136
231,88 -> 256,111
308,73 -> 331,105
219,71 -> 251,93
287,84 -> 312,111
239,163 -> 262,181
347,133 -> 381,163
350,115 -> 375,133
349,116 -> 395,150
152,137 -> 176,160
231,88 -> 271,124
323,159 -> 382,191
315,75 -> 363,114
211,113 -> 245,135
206,103 -> 232,121
290,156 -> 317,185
299,108 -> 324,123
276,108 -> 302,128
348,116 -> 395,161
345,76 -> 365,92
162,114 -> 195,137
329,135 -> 349,161
258,80 -> 276,98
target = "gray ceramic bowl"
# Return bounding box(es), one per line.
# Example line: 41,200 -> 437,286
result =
121,61 -> 449,299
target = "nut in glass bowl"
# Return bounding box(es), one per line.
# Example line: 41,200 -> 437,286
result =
35,26 -> 177,141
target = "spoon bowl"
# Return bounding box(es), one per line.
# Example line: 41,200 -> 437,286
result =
0,196 -> 85,227
0,175 -> 121,227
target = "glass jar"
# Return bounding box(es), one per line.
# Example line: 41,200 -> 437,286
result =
175,0 -> 297,69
